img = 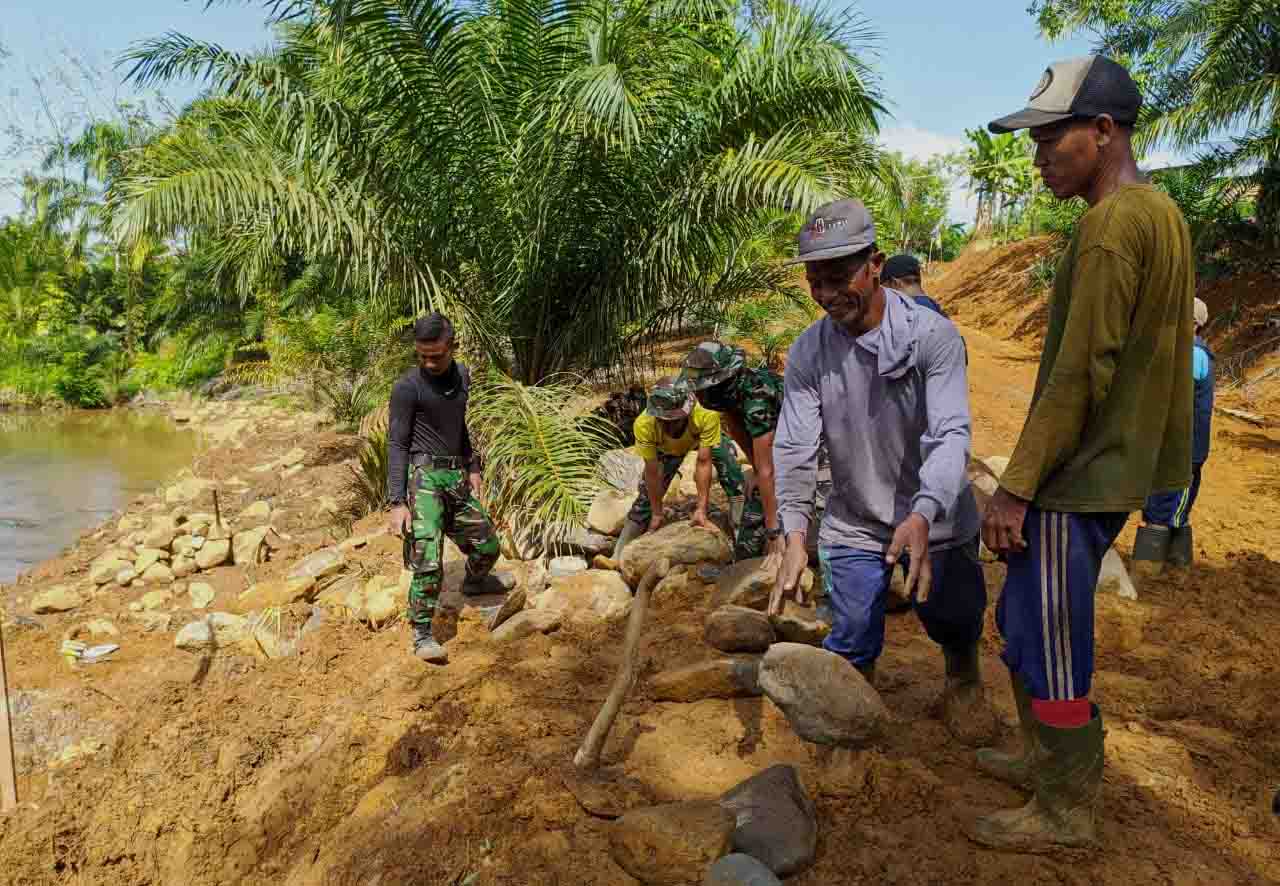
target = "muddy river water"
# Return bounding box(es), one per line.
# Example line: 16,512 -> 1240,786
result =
0,410 -> 196,584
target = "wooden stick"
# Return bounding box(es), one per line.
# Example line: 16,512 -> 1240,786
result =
0,621 -> 17,811
1216,406 -> 1267,427
574,557 -> 670,771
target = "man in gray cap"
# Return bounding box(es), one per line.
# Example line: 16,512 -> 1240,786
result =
771,198 -> 994,746
970,55 -> 1194,851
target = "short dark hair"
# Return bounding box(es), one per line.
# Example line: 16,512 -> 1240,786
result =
414,312 -> 454,343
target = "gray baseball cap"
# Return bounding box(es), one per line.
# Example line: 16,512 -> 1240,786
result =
785,199 -> 877,265
988,55 -> 1142,134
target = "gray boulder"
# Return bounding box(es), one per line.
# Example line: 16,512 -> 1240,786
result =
718,765 -> 817,876
758,643 -> 889,747
704,854 -> 783,886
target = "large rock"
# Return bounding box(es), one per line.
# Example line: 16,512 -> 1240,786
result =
486,586 -> 527,632
610,802 -> 736,885
233,577 -> 317,614
758,643 -> 889,747
713,558 -> 814,611
240,500 -> 272,523
134,548 -> 169,574
588,488 -> 635,536
650,658 -> 761,702
172,555 -> 198,579
232,527 -> 271,566
31,586 -> 84,614
532,570 -> 632,624
704,854 -> 783,886
704,606 -> 775,653
769,602 -> 830,647
89,556 -> 131,585
165,477 -> 212,505
142,517 -> 180,551
718,765 -> 816,876
360,576 -> 400,625
139,588 -> 173,611
600,448 -> 646,492
115,567 -> 138,587
491,609 -> 562,643
189,583 -> 216,609
174,612 -> 249,651
558,526 -> 616,557
288,547 -> 345,581
620,521 -> 732,586
549,555 -> 588,578
140,562 -> 175,586
195,538 -> 231,571
1096,549 -> 1137,600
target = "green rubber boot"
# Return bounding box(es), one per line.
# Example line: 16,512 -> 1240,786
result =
967,707 -> 1105,851
975,672 -> 1045,790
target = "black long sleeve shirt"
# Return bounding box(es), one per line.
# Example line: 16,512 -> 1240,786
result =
386,362 -> 475,503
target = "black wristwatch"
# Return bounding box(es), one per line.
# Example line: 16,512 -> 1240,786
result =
765,527 -> 783,540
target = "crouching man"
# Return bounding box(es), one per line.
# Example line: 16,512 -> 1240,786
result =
772,199 -> 994,745
387,313 -> 510,664
611,378 -> 747,559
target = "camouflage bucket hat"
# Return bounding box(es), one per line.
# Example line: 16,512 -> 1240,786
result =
646,377 -> 694,420
680,341 -> 744,391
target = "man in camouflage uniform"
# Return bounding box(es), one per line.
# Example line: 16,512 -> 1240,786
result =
680,342 -> 785,562
387,313 -> 509,664
611,378 -> 747,560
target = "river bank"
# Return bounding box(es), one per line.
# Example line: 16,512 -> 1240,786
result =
1,325 -> 1278,883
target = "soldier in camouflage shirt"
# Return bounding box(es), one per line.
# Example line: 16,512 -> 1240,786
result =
680,342 -> 785,561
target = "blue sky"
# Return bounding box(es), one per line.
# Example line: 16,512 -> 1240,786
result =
0,0 -> 1100,222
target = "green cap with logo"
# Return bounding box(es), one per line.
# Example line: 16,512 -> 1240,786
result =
646,377 -> 694,420
680,341 -> 744,391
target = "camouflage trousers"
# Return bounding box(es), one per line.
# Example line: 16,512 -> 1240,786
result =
735,487 -> 767,561
627,433 -> 746,526
402,465 -> 500,626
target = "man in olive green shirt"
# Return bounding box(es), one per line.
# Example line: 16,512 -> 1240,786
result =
968,56 -> 1194,852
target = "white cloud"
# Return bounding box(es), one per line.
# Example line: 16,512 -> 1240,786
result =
879,122 -> 977,226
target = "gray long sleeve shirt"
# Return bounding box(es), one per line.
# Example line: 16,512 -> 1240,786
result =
774,290 -> 979,552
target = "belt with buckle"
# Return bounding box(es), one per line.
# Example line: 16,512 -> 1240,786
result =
410,454 -> 467,470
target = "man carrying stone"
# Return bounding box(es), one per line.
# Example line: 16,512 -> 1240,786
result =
771,198 -> 994,745
387,313 -> 508,664
972,55 -> 1194,850
680,342 -> 785,563
611,378 -> 747,561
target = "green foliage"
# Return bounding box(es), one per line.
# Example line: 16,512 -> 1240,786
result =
52,349 -> 108,408
233,300 -> 411,429
113,0 -> 892,384
722,293 -> 816,371
127,332 -> 234,391
874,153 -> 953,257
1030,0 -> 1280,245
345,430 -> 390,519
952,130 -> 1036,236
467,370 -> 618,545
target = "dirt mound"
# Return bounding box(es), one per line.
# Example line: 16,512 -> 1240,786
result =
927,236 -> 1062,346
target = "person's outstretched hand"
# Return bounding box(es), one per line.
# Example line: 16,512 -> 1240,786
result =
982,488 -> 1029,557
770,533 -> 809,616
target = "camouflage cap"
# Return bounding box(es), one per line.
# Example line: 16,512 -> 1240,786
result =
680,341 -> 744,390
646,377 -> 694,420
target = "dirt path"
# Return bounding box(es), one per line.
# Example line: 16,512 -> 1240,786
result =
1,280 -> 1279,883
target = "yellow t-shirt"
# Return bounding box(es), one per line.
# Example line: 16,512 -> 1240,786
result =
633,403 -> 722,460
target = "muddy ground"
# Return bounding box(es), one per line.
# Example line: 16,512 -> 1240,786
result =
0,241 -> 1278,884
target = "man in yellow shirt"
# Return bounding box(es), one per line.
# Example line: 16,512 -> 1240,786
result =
612,378 -> 747,560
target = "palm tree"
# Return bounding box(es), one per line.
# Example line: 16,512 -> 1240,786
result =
112,0 -> 889,384
959,130 -> 1033,235
1032,0 -> 1280,245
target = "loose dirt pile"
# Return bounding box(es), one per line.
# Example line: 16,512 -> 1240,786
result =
2,264 -> 1280,884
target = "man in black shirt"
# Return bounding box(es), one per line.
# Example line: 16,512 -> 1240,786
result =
387,313 -> 504,663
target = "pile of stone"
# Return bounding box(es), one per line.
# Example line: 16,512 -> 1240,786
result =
608,764 -> 819,885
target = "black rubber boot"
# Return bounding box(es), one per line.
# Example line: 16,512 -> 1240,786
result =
462,570 -> 516,597
942,645 -> 999,747
1166,526 -> 1194,568
1131,523 -> 1171,587
967,707 -> 1105,851
976,672 -> 1045,790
